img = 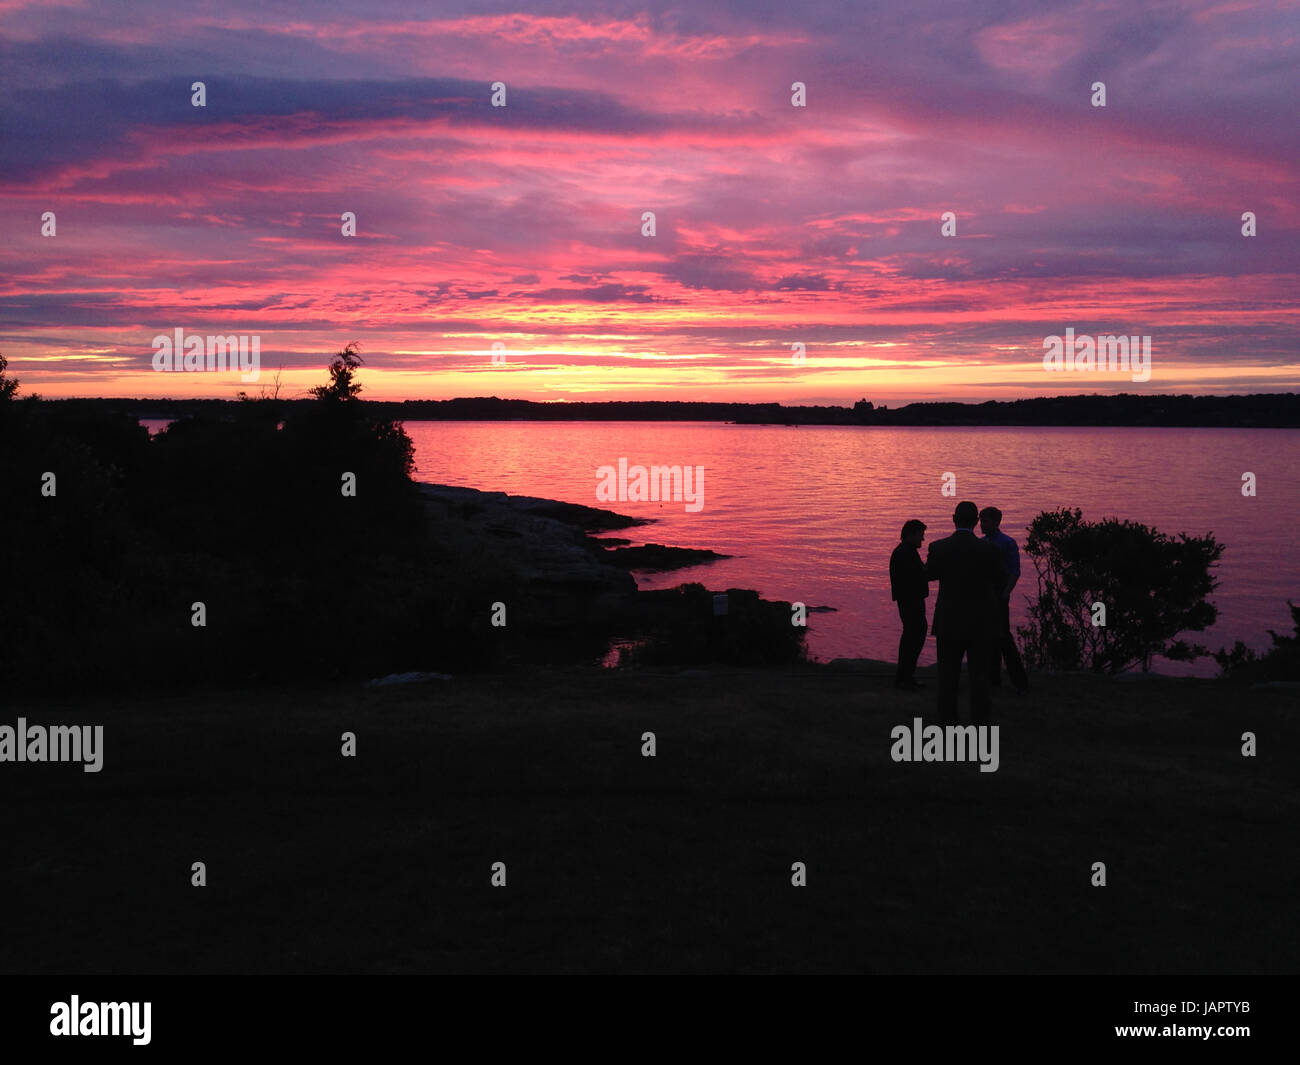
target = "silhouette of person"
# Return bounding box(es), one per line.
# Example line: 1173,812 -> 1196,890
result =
889,519 -> 928,689
925,501 -> 1005,725
979,506 -> 1029,695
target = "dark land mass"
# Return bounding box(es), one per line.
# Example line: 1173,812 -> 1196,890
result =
2,663 -> 1294,974
4,383 -> 1296,975
44,392 -> 1300,427
602,543 -> 731,571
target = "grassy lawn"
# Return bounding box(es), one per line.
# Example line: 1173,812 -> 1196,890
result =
2,662 -> 1295,973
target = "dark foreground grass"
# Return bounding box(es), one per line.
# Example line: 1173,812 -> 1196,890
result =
1,662 -> 1295,973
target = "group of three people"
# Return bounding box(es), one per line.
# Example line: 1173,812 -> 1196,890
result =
888,500 -> 1028,725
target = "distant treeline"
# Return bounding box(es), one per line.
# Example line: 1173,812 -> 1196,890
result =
47,392 -> 1300,427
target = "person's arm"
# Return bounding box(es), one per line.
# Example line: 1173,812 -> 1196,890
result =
912,549 -> 928,596
1004,541 -> 1021,600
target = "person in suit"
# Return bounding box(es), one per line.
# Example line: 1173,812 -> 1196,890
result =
889,519 -> 928,690
979,506 -> 1029,695
925,500 -> 1005,725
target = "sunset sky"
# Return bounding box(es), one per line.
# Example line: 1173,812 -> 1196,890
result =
3,0 -> 1298,403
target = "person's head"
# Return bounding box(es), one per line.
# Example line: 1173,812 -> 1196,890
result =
900,518 -> 926,549
953,501 -> 979,530
979,506 -> 1002,535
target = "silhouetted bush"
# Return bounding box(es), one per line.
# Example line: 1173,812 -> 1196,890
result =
1018,508 -> 1223,673
1215,602 -> 1300,682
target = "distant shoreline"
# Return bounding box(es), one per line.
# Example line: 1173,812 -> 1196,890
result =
41,391 -> 1300,428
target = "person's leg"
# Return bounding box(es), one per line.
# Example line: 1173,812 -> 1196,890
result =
905,601 -> 927,681
989,598 -> 1009,686
1002,620 -> 1028,692
897,598 -> 926,683
936,636 -> 960,723
895,600 -> 912,682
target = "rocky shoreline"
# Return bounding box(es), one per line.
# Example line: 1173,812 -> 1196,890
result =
417,481 -> 726,590
415,483 -> 801,665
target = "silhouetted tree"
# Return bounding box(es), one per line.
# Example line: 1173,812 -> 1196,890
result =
0,352 -> 18,401
310,342 -> 364,403
1018,508 -> 1223,673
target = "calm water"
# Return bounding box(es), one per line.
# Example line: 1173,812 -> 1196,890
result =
401,421 -> 1300,675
